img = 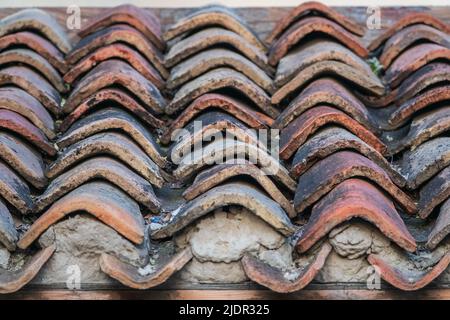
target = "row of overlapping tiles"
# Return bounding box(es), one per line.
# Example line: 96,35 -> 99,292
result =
0,2 -> 449,293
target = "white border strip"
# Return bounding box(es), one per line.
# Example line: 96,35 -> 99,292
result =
0,0 -> 446,8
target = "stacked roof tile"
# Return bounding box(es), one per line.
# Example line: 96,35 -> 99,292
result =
0,2 -> 449,294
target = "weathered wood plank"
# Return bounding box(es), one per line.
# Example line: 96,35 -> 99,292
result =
4,288 -> 450,300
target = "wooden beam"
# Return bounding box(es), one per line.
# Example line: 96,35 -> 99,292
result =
4,288 -> 450,300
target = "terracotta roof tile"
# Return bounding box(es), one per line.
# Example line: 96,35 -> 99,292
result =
0,109 -> 56,156
294,151 -> 417,214
35,156 -> 161,213
0,245 -> 55,294
164,5 -> 265,52
268,16 -> 368,66
0,49 -> 66,93
164,27 -> 271,74
241,242 -> 332,293
167,48 -> 275,94
367,248 -> 450,291
359,62 -> 450,108
368,12 -> 450,52
0,198 -> 18,251
63,43 -> 165,91
56,107 -> 167,168
275,39 -> 373,88
0,31 -> 67,73
387,85 -> 450,128
384,106 -> 450,155
17,182 -> 146,249
0,5 -> 449,293
173,139 -> 296,192
99,247 -> 193,289
0,132 -> 47,190
272,60 -> 385,104
67,24 -> 168,79
161,93 -> 272,145
166,68 -> 278,118
279,106 -> 386,160
183,161 -> 295,217
63,59 -> 166,115
0,66 -> 61,116
427,197 -> 450,249
266,1 -> 364,44
78,4 -> 165,51
0,8 -> 71,53
379,25 -> 450,68
398,137 -> 450,189
384,43 -> 450,88
0,87 -> 55,139
152,182 -> 297,239
168,112 -> 263,165
273,78 -> 378,133
59,88 -> 165,131
47,132 -> 164,187
296,179 -> 416,253
291,127 -> 406,186
0,160 -> 33,215
419,166 -> 450,219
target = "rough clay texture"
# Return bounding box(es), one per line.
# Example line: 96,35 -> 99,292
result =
32,215 -> 148,285
317,222 -> 391,283
329,222 -> 391,260
174,207 -> 292,283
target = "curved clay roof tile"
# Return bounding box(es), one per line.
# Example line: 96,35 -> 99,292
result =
78,4 -> 164,51
266,1 -> 365,44
296,179 -> 417,253
17,182 -> 146,249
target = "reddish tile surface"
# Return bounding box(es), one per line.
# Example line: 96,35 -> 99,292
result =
35,156 -> 161,213
0,31 -> 67,73
273,78 -> 377,132
0,8 -> 71,53
379,24 -> 450,68
0,109 -> 56,156
0,245 -> 55,294
63,59 -> 166,115
164,27 -> 272,74
279,106 -> 386,160
368,12 -> 450,51
0,87 -> 55,139
67,24 -> 168,79
368,250 -> 450,291
0,132 -> 47,190
296,179 -> 417,253
59,88 -> 165,131
385,43 -> 450,88
164,5 -> 265,52
78,4 -> 165,51
47,132 -> 164,187
17,182 -> 146,249
268,16 -> 368,66
99,247 -> 193,289
161,93 -> 272,145
166,68 -> 278,118
266,1 -> 365,44
0,49 -> 66,93
294,151 -> 417,214
0,5 -> 449,294
242,242 -> 332,293
0,66 -> 61,116
64,43 -> 165,91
